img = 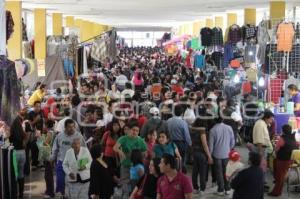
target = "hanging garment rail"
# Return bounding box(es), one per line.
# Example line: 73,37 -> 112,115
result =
77,29 -> 113,47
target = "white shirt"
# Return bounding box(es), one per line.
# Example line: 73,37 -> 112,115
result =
184,108 -> 196,125
115,75 -> 128,86
121,89 -> 135,98
96,112 -> 113,128
63,147 -> 92,182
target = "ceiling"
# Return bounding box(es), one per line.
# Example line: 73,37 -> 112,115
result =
21,0 -> 300,27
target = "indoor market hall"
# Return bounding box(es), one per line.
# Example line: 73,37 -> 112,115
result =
0,0 -> 300,199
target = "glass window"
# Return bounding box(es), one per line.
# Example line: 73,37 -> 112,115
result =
154,32 -> 164,39
132,31 -> 144,38
118,31 -> 133,38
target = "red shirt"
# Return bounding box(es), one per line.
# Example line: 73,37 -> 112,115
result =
138,115 -> 147,128
157,172 -> 193,199
102,131 -> 117,157
172,85 -> 184,96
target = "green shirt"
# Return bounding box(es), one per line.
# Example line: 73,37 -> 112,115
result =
117,135 -> 147,168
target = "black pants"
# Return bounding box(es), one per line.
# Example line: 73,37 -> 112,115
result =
213,157 -> 230,192
44,161 -> 55,197
173,140 -> 187,173
192,151 -> 207,191
25,141 -> 39,173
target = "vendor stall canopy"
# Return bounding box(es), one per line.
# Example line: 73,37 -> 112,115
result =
22,0 -> 300,27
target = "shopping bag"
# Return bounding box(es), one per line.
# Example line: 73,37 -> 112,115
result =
287,166 -> 300,186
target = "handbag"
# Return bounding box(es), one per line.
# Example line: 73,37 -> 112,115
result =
133,175 -> 147,199
287,166 -> 300,186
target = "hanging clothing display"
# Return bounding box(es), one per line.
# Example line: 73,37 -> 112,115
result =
277,22 -> 295,52
288,44 -> 300,70
228,24 -> 242,44
257,20 -> 270,65
6,11 -> 14,42
194,52 -> 205,69
265,44 -> 285,74
200,27 -> 213,47
22,18 -> 28,42
244,44 -> 257,63
245,67 -> 258,82
0,0 -> 5,56
21,55 -> 66,89
223,42 -> 234,68
46,35 -> 78,78
211,51 -> 223,68
0,56 -> 20,125
211,27 -> 223,46
22,42 -> 33,58
242,24 -> 257,43
0,146 -> 18,199
91,37 -> 108,63
296,22 -> 300,41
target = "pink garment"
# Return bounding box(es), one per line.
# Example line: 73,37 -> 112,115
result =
132,71 -> 144,86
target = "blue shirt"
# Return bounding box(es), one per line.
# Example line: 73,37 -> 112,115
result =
153,143 -> 177,158
130,164 -> 144,180
194,54 -> 205,69
209,123 -> 235,159
167,117 -> 192,146
292,92 -> 300,116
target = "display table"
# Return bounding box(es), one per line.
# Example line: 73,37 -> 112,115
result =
274,112 -> 293,134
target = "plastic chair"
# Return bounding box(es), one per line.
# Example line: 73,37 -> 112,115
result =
287,149 -> 300,197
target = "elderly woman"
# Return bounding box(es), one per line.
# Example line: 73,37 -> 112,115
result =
63,138 -> 92,199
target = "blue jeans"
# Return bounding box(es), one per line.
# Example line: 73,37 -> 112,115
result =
56,160 -> 65,195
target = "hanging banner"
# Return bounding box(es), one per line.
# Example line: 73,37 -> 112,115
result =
37,59 -> 46,77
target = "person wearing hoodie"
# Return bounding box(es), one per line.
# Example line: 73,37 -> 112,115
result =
51,119 -> 86,198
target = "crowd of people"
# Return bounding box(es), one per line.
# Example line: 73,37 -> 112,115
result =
7,46 -> 300,199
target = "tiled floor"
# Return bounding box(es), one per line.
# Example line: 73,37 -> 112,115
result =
23,146 -> 300,199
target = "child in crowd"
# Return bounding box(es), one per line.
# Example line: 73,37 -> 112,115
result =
144,130 -> 157,171
153,131 -> 181,159
226,150 -> 245,181
130,149 -> 145,192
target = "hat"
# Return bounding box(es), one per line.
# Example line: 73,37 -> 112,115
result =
229,150 -> 240,162
171,79 -> 177,84
149,107 -> 160,115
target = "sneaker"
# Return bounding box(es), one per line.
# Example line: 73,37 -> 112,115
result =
193,189 -> 200,194
214,191 -> 225,196
225,189 -> 232,195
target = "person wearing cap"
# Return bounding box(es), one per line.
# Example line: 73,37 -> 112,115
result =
225,150 -> 244,181
140,107 -> 167,138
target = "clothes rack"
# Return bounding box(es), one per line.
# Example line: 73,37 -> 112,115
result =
77,29 -> 113,47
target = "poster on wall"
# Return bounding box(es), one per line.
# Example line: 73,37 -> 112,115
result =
37,59 -> 45,77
